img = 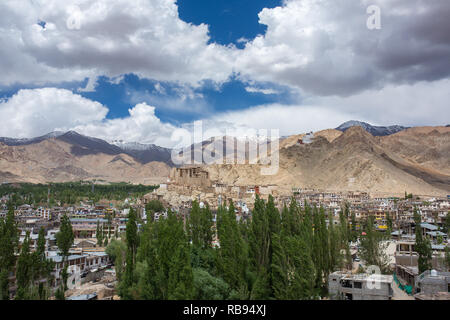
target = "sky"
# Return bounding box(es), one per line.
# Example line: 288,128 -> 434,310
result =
0,0 -> 449,147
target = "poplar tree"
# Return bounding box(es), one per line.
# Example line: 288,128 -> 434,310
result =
120,207 -> 139,299
328,211 -> 342,272
414,209 -> 432,274
359,216 -> 390,273
33,227 -> 53,300
131,209 -> 193,300
168,241 -> 194,300
248,196 -> 271,299
15,231 -> 33,299
96,220 -> 103,246
271,232 -> 316,300
216,202 -> 248,298
0,204 -> 19,300
56,214 -> 74,296
189,201 -> 213,249
339,205 -> 352,269
314,207 -> 330,290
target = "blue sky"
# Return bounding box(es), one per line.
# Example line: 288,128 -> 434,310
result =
178,0 -> 281,48
1,0 -> 287,126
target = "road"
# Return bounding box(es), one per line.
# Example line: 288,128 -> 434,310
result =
391,280 -> 414,300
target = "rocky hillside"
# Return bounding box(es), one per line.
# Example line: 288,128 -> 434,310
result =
0,124 -> 448,196
205,126 -> 450,197
0,138 -> 170,184
0,131 -> 173,165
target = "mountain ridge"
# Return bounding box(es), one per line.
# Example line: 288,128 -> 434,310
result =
336,120 -> 408,136
0,123 -> 448,195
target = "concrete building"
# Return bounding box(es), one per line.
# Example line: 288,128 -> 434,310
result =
415,270 -> 450,296
329,272 -> 394,300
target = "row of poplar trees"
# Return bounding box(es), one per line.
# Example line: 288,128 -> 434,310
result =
114,195 -> 356,300
0,204 -> 74,300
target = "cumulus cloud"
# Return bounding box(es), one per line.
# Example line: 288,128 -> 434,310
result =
0,88 -> 177,147
0,0 -> 235,88
69,103 -> 177,148
0,82 -> 448,150
207,104 -> 354,137
2,0 -> 449,96
0,88 -> 108,138
311,79 -> 450,127
0,0 -> 449,146
236,0 -> 450,96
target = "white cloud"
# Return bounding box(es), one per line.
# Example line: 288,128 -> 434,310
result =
0,0 -> 449,146
1,0 -> 449,99
0,88 -> 177,147
236,0 -> 450,96
0,81 -> 448,150
69,103 -> 177,148
0,0 -> 235,87
245,87 -> 280,95
311,79 -> 450,127
207,104 -> 353,137
0,88 -> 108,138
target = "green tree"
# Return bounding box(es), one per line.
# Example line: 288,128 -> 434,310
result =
15,231 -> 33,299
192,268 -> 230,300
386,212 -> 393,238
120,207 -> 139,299
443,212 -> 450,236
350,211 -> 358,242
106,239 -> 127,281
56,214 -> 74,296
168,241 -> 194,300
0,204 -> 19,300
120,208 -> 194,300
33,227 -> 54,300
96,220 -> 103,246
339,204 -> 352,269
443,246 -> 450,272
312,207 -> 330,291
248,195 -> 280,299
216,202 -> 249,298
328,211 -> 342,272
414,209 -> 432,274
359,216 -> 390,273
271,233 -> 316,300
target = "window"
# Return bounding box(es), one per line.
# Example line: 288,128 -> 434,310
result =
354,281 -> 362,289
341,280 -> 352,288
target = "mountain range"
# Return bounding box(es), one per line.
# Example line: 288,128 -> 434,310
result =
335,120 -> 408,136
0,121 -> 448,197
0,131 -> 173,165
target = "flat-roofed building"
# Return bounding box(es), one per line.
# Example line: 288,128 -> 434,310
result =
329,272 -> 394,300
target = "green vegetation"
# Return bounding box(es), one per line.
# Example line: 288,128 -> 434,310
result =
0,182 -> 159,206
0,204 -> 53,300
0,204 -> 19,300
413,208 -> 433,274
113,195 -> 369,300
359,216 -> 390,274
55,214 -> 74,300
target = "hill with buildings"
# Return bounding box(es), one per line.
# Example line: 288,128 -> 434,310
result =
0,124 -> 448,196
204,126 -> 450,197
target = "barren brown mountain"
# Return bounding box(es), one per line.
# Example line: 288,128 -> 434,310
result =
0,126 -> 449,197
205,126 -> 450,197
0,139 -> 170,184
